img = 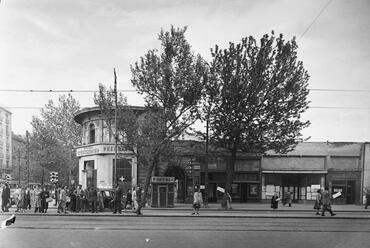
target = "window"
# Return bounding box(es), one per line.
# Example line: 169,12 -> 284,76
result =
114,158 -> 132,182
6,160 -> 9,168
89,123 -> 95,144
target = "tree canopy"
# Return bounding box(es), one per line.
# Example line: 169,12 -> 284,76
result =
29,94 -> 81,185
206,32 -> 310,207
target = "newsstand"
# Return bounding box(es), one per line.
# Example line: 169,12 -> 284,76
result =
150,176 -> 175,208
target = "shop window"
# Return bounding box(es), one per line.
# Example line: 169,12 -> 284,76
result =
114,158 -> 132,182
89,123 -> 95,144
84,160 -> 96,188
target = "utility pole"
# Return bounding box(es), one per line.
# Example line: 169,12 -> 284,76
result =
26,131 -> 30,185
204,117 -> 209,206
114,68 -> 118,187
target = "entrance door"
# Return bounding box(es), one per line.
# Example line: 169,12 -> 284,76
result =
346,180 -> 356,204
159,186 -> 167,207
240,183 -> 248,202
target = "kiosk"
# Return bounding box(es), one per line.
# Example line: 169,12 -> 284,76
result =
151,176 -> 175,208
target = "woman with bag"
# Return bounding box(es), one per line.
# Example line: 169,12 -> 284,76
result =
314,189 -> 322,215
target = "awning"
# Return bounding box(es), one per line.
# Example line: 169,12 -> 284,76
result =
262,170 -> 327,174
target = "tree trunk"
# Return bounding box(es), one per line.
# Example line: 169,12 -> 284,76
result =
221,148 -> 236,209
137,153 -> 159,213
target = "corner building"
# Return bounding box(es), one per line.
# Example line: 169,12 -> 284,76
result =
74,107 -> 144,189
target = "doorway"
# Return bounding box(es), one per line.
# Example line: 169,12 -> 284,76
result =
159,186 -> 167,207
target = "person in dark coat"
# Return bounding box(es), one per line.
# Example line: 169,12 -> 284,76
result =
364,187 -> 370,209
40,186 -> 50,213
135,185 -> 143,215
321,188 -> 336,216
113,184 -> 122,214
124,189 -> 133,211
89,187 -> 98,213
314,189 -> 322,215
271,193 -> 279,210
2,184 -> 11,212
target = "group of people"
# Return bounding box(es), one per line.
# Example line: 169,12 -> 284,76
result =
54,184 -> 143,215
111,184 -> 142,215
270,187 -> 337,216
1,183 -> 51,213
55,185 -> 102,214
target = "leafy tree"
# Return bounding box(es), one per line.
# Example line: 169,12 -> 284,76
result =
29,94 -> 82,185
206,32 -> 310,208
95,26 -> 208,213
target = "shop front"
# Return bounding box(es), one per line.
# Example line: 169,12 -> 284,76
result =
261,171 -> 326,202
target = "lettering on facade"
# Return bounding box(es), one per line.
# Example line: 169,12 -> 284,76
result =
76,144 -> 132,157
151,176 -> 175,183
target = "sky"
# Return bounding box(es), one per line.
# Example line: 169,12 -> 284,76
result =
0,0 -> 369,142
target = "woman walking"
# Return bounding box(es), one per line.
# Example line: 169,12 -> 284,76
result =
192,187 -> 203,215
34,185 -> 42,213
314,189 -> 322,215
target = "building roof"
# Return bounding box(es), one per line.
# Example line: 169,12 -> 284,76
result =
0,104 -> 12,114
74,105 -> 146,124
265,142 -> 362,157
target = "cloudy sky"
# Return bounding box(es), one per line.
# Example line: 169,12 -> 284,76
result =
0,0 -> 369,142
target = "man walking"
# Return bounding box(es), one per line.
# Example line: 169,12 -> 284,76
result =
1,183 -> 10,212
113,184 -> 122,214
321,187 -> 336,216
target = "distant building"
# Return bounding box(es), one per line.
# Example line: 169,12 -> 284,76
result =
12,133 -> 27,182
0,105 -> 12,179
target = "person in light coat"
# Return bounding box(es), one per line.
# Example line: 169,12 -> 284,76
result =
192,187 -> 203,215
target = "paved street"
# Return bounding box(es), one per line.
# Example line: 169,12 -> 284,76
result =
1,212 -> 370,248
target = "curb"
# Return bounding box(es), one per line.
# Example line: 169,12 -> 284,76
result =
2,212 -> 370,220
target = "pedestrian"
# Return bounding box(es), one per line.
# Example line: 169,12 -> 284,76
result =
314,189 -> 322,215
124,189 -> 133,212
283,191 -> 292,207
226,192 -> 232,210
18,186 -> 26,213
14,186 -> 20,212
58,186 -> 68,214
0,183 -> 3,212
1,183 -> 10,212
74,185 -> 83,213
55,185 -> 61,207
321,188 -> 336,216
135,185 -> 143,215
364,187 -> 370,209
113,184 -> 123,214
89,186 -> 98,213
25,186 -> 31,211
192,187 -> 203,215
97,190 -> 104,212
30,185 -> 36,211
132,186 -> 138,211
40,186 -> 50,213
34,185 -> 42,213
271,193 -> 280,210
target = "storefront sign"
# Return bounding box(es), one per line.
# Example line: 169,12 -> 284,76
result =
76,144 -> 133,157
151,176 -> 175,183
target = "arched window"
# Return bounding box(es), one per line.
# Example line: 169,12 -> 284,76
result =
89,123 -> 95,144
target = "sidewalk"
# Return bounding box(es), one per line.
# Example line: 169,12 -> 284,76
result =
2,202 -> 370,219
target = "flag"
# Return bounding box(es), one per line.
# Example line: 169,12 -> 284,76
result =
1,214 -> 16,229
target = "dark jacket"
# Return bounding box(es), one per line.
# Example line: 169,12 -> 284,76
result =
114,187 -> 122,202
2,187 -> 10,199
271,195 -> 279,209
321,190 -> 331,205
